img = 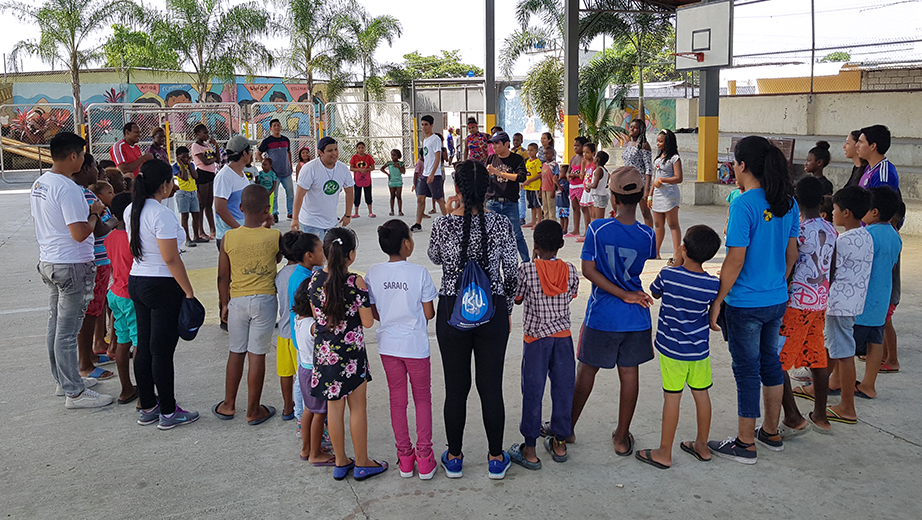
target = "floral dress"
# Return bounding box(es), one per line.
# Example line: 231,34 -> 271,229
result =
308,270 -> 372,400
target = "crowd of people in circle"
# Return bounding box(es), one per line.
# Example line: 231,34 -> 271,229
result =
30,115 -> 902,480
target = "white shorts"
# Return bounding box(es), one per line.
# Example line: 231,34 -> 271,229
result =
228,294 -> 278,355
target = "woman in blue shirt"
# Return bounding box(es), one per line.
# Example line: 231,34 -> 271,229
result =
708,136 -> 799,465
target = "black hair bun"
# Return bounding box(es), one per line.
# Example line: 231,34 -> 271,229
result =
815,140 -> 830,150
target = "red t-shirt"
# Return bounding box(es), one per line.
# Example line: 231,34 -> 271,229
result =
350,153 -> 374,187
110,139 -> 142,177
104,229 -> 132,298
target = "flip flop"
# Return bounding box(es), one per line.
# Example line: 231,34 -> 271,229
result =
792,385 -> 815,402
85,367 -> 115,380
614,432 -> 634,456
807,412 -> 833,435
212,402 -> 234,420
879,364 -> 899,373
827,388 -> 841,396
117,390 -> 139,405
248,404 -> 276,426
305,455 -> 337,467
854,383 -> 874,400
281,412 -> 296,421
680,441 -> 711,462
825,407 -> 857,425
95,354 -> 115,366
635,449 -> 670,469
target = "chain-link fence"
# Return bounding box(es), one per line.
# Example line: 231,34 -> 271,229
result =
0,103 -> 77,182
169,102 -> 240,153
249,102 -> 317,164
325,101 -> 414,167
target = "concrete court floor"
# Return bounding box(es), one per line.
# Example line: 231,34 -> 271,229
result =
1,181 -> 920,520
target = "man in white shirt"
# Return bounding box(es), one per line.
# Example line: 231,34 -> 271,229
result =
31,132 -> 114,409
291,136 -> 355,239
411,115 -> 447,232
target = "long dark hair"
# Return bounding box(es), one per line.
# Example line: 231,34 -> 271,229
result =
657,129 -> 678,162
631,118 -> 648,146
734,136 -> 794,217
129,160 -> 173,259
291,278 -> 313,318
542,132 -> 555,149
452,160 -> 490,291
320,227 -> 357,326
849,130 -> 868,168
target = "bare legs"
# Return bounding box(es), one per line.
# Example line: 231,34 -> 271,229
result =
569,362 -> 640,453
215,352 -> 270,422
327,381 -> 374,467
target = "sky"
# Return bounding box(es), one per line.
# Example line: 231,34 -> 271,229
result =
1,0 -> 920,78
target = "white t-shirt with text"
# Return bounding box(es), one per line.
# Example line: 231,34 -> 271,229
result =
827,227 -> 874,316
422,134 -> 443,178
125,199 -> 185,278
296,158 -> 355,230
30,172 -> 94,263
366,260 -> 438,359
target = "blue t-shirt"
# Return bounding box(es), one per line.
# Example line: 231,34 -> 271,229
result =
288,264 -> 313,350
725,188 -> 800,308
581,218 -> 656,332
856,223 -> 902,327
650,266 -> 720,362
859,159 -> 899,192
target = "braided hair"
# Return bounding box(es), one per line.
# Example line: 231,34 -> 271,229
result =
452,160 -> 490,291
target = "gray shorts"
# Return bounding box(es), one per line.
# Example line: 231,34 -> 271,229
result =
825,314 -> 857,359
175,189 -> 200,213
577,325 -> 654,368
593,194 -> 610,209
228,294 -> 278,355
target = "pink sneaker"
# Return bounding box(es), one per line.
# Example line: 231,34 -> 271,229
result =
417,452 -> 437,480
398,454 -> 416,478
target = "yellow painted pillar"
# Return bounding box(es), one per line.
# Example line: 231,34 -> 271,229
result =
564,115 -> 578,161
697,116 -> 719,182
164,121 -> 172,163
411,118 -> 419,162
486,114 -> 496,134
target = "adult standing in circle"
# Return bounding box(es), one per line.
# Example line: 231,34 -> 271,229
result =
651,129 -> 683,262
538,132 -> 554,163
291,136 -> 355,239
191,124 -> 219,240
111,122 -> 153,178
843,130 -> 868,188
707,136 -> 799,464
463,117 -> 488,164
128,160 -> 199,430
213,136 -> 256,247
622,118 -> 654,228
429,160 -> 518,480
484,131 -> 530,263
256,118 -> 293,221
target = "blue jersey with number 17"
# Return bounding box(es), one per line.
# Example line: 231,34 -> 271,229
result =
580,218 -> 656,332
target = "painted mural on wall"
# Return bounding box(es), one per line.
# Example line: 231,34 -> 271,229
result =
619,98 -> 676,134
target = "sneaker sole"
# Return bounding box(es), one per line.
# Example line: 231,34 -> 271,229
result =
710,450 -> 758,465
137,418 -> 159,426
64,398 -> 114,409
157,415 -> 200,430
418,467 -> 436,480
488,467 -> 509,480
441,463 -> 462,479
399,470 -> 414,478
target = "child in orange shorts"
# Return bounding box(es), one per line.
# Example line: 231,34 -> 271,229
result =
778,177 -> 837,434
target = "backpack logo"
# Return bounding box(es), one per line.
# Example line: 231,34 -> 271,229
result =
461,282 -> 488,321
449,260 -> 495,329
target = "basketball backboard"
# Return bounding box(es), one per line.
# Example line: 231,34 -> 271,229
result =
675,1 -> 733,71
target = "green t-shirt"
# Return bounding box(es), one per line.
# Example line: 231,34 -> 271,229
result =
385,161 -> 404,187
256,169 -> 277,191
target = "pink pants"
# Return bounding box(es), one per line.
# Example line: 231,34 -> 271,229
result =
380,354 -> 433,459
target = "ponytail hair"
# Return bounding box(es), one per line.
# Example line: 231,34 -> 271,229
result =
452,160 -> 490,291
809,140 -> 831,167
734,136 -> 794,217
542,132 -> 555,149
631,118 -> 648,146
130,159 -> 174,259
321,227 -> 357,326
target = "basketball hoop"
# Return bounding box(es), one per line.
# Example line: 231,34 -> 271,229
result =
672,52 -> 705,63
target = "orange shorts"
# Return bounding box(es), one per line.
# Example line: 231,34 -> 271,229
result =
779,308 -> 827,370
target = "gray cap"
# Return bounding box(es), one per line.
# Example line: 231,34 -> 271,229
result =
225,135 -> 258,154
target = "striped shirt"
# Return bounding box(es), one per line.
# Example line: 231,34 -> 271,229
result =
650,266 -> 719,361
110,139 -> 142,176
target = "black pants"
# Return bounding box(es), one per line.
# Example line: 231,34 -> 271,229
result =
129,276 -> 184,415
354,185 -> 373,207
436,295 -> 510,457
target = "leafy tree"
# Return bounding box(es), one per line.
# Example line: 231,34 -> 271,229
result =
2,0 -> 140,123
821,51 -> 850,63
347,9 -> 403,103
277,0 -> 355,99
520,57 -> 563,131
151,0 -> 273,102
387,50 -> 483,82
579,51 -> 630,146
103,24 -> 180,70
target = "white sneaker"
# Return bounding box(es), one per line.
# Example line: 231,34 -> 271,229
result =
55,377 -> 98,397
789,368 -> 812,382
64,388 -> 114,409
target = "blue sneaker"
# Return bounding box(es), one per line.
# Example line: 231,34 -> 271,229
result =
157,406 -> 200,430
488,451 -> 512,480
441,449 -> 463,479
138,404 -> 160,426
333,459 -> 355,481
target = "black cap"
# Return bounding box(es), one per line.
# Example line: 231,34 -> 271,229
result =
178,296 -> 206,341
489,131 -> 510,144
318,136 -> 337,152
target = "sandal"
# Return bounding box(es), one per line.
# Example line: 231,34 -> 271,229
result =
509,443 -> 541,470
792,385 -> 815,402
353,460 -> 388,481
807,412 -> 833,435
543,436 -> 568,463
613,432 -> 634,456
825,406 -> 857,425
854,383 -> 874,400
680,441 -> 711,462
84,367 -> 115,380
212,402 -> 234,420
635,449 -> 669,469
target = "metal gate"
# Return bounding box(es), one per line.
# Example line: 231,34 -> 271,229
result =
325,101 -> 413,167
248,102 -> 318,164
169,102 -> 240,154
0,103 -> 77,183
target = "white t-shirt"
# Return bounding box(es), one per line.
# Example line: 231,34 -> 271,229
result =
30,172 -> 94,263
422,134 -> 443,178
590,166 -> 609,197
365,261 -> 438,359
296,158 -> 354,230
125,199 -> 185,277
212,165 -> 252,238
294,315 -> 315,368
275,263 -> 296,339
827,227 -> 874,316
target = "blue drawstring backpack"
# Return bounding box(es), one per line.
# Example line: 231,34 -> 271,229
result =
448,259 -> 495,330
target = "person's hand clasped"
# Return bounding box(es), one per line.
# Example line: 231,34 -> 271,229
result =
622,290 -> 654,308
90,200 -> 106,216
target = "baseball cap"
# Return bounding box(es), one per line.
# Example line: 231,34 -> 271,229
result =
489,131 -> 510,144
225,135 -> 258,154
178,296 -> 206,341
608,166 -> 644,195
317,136 -> 337,152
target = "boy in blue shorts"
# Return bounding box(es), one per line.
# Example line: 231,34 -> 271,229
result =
568,165 -> 656,455
635,225 -> 721,469
555,150 -> 570,234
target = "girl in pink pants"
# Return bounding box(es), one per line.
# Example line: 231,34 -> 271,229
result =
365,219 -> 439,479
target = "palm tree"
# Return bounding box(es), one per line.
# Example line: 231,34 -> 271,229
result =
2,0 -> 140,123
152,0 -> 274,102
347,9 -> 402,103
277,0 -> 355,98
578,52 -> 630,147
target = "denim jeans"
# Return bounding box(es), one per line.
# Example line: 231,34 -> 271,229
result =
38,262 -> 96,397
485,199 -> 530,263
300,225 -> 328,241
724,302 -> 787,419
518,187 -> 527,220
275,175 -> 294,216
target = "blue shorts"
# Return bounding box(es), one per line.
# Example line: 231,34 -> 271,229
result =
577,324 -> 653,368
557,207 -> 570,219
417,175 -> 445,200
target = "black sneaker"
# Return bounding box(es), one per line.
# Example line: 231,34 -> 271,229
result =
708,437 -> 757,465
754,427 -> 784,452
410,223 -> 422,232
273,214 -> 279,223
